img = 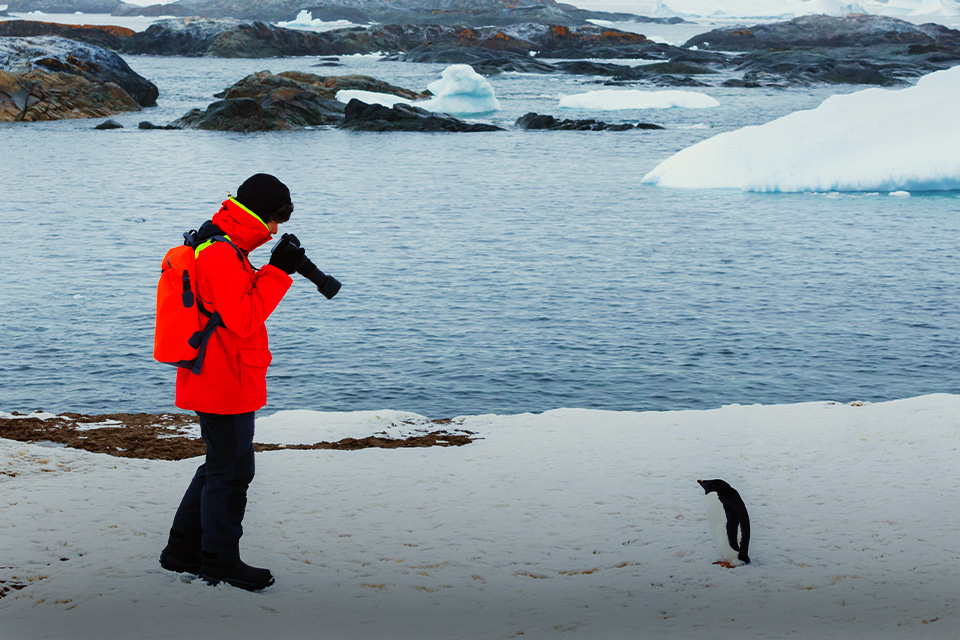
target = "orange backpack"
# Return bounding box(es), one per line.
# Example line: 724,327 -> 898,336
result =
153,230 -> 240,374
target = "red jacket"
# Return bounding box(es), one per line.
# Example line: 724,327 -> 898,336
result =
175,198 -> 292,414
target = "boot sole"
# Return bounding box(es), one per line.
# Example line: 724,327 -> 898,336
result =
200,572 -> 275,591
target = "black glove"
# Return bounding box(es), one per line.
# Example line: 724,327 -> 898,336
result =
269,233 -> 306,274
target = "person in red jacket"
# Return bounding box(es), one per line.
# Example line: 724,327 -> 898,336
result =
159,174 -> 308,591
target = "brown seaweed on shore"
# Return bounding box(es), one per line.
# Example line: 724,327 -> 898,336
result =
0,412 -> 473,461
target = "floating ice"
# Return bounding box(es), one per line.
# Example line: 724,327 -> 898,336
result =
276,9 -> 358,31
558,89 -> 720,110
641,66 -> 960,192
416,64 -> 501,114
889,190 -> 912,197
336,90 -> 413,108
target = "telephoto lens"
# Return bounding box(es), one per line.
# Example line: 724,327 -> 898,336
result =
276,233 -> 342,299
297,259 -> 341,300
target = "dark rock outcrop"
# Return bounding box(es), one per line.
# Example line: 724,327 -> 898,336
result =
7,0 -> 123,12
170,70 -> 427,131
117,19 -> 701,65
113,0 -> 683,28
94,118 -> 123,129
122,18 -> 338,57
399,45 -> 558,74
553,59 -> 716,86
138,120 -> 180,129
515,112 -> 663,131
0,20 -> 135,51
684,14 -> 960,51
0,36 -> 158,121
340,98 -> 502,132
685,14 -> 960,86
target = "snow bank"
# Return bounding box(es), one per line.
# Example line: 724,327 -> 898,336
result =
2,395 -> 959,639
642,66 -> 960,192
559,89 -> 720,110
335,90 -> 413,108
417,64 -> 501,114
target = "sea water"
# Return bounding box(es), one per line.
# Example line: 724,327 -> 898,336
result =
2,54 -> 959,416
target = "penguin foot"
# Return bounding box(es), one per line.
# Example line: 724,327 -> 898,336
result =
712,561 -> 737,568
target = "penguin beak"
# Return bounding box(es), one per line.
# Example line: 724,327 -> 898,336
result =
697,479 -> 703,486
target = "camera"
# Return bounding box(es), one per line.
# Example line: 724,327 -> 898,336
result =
280,233 -> 341,299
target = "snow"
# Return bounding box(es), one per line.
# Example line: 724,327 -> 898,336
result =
335,90 -> 413,108
416,64 -> 502,115
2,395 -> 959,639
559,88 -> 720,110
254,409 -> 460,444
641,66 -> 960,192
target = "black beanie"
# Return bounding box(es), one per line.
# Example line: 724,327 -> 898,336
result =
236,173 -> 292,221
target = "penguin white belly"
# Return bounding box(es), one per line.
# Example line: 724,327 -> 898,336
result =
705,493 -> 742,566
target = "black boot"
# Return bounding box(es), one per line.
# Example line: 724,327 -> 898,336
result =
159,544 -> 202,575
200,559 -> 275,591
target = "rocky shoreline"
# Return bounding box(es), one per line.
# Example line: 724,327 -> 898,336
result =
0,411 -> 475,461
2,13 -> 959,124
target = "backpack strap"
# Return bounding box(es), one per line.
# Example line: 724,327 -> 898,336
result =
183,231 -> 247,375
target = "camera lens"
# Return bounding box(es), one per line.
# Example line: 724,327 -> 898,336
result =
297,258 -> 341,300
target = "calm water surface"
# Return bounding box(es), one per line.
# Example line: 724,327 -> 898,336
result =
2,55 -> 959,416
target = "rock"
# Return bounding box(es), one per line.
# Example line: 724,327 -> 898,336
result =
553,59 -> 716,85
0,68 -> 139,121
138,120 -> 180,129
515,112 -> 663,131
0,36 -> 158,121
113,0 -> 684,28
733,47 -> 936,85
94,118 -> 123,129
340,99 -> 502,132
400,45 -> 557,74
684,14 -> 960,51
121,18 -> 338,57
7,0 -> 122,12
0,20 -> 135,51
170,70 -> 427,131
682,15 -> 960,87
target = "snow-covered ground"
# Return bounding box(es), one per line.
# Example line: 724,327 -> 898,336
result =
642,65 -> 960,192
2,395 -> 958,639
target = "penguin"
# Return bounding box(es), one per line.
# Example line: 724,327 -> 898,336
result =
697,479 -> 751,567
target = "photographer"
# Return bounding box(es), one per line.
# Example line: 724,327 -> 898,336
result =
158,173 -> 313,591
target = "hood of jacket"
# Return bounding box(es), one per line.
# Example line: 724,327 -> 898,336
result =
209,197 -> 273,253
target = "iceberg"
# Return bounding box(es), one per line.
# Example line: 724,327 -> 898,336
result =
559,89 -> 720,110
336,90 -> 413,108
276,9 -> 358,31
641,66 -> 960,192
417,64 -> 501,114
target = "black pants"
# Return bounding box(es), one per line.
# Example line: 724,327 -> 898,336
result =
170,411 -> 255,564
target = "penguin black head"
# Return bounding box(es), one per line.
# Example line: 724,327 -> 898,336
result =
697,479 -> 734,495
